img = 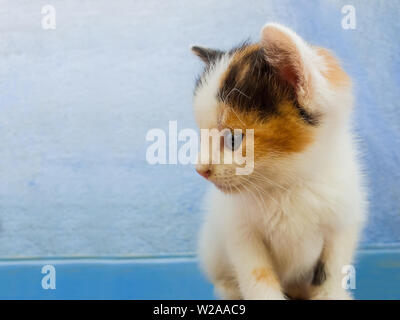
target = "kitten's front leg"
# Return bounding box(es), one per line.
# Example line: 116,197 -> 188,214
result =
311,228 -> 359,300
226,222 -> 285,300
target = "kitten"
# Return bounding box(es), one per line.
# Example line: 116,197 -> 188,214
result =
190,23 -> 367,300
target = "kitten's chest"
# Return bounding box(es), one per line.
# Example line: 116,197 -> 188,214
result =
255,203 -> 324,284
267,222 -> 323,283
233,189 -> 325,281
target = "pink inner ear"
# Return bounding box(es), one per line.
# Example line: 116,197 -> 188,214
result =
261,25 -> 304,92
280,65 -> 299,89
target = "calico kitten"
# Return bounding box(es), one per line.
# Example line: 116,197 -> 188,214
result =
191,23 -> 367,300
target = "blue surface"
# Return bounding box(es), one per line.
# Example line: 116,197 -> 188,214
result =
0,256 -> 213,300
0,248 -> 399,300
0,1 -> 399,257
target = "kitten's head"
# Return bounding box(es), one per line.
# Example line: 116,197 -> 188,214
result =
191,23 -> 352,193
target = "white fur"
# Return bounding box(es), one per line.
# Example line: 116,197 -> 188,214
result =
193,54 -> 232,129
194,24 -> 367,300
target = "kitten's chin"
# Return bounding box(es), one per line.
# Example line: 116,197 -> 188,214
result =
213,182 -> 240,194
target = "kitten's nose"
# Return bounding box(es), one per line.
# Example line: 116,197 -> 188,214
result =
196,166 -> 211,180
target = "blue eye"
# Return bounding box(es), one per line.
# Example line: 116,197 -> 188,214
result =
224,130 -> 243,151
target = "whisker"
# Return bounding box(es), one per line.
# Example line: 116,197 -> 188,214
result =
246,177 -> 279,208
251,171 -> 289,192
240,181 -> 265,215
240,175 -> 280,210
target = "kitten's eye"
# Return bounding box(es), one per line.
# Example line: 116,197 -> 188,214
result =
224,130 -> 243,151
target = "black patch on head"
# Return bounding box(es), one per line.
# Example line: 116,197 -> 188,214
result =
312,260 -> 326,286
227,39 -> 252,55
218,43 -> 292,119
293,100 -> 320,126
218,42 -> 319,126
192,41 -> 251,93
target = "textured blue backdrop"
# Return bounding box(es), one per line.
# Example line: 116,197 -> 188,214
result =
0,0 -> 399,257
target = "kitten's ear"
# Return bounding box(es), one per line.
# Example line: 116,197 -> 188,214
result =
260,23 -> 314,105
190,45 -> 224,64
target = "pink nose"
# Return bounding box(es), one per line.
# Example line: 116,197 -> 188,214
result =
196,168 -> 211,180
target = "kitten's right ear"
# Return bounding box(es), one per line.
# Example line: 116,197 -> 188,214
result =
190,45 -> 224,64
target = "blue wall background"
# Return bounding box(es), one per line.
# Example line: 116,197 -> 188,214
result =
0,0 -> 399,258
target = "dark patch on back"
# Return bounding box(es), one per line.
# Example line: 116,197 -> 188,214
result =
312,260 -> 326,286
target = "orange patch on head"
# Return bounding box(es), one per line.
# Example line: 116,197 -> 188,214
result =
255,102 -> 315,154
221,101 -> 315,159
230,43 -> 261,64
316,47 -> 350,87
252,267 -> 280,289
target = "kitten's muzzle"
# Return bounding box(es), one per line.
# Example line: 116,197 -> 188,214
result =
196,165 -> 211,180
